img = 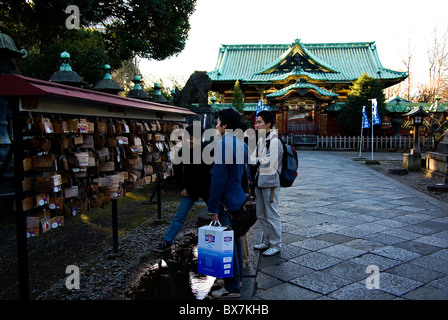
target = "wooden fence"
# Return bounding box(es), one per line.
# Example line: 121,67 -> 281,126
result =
284,134 -> 435,152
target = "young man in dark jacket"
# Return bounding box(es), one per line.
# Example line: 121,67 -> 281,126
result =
155,124 -> 212,252
208,109 -> 249,298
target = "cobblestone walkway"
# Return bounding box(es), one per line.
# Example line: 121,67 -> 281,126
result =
249,151 -> 448,300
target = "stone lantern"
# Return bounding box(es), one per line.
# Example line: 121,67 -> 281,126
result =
150,83 -> 168,104
0,32 -> 27,194
49,51 -> 86,87
93,64 -> 123,95
403,106 -> 428,171
128,75 -> 149,100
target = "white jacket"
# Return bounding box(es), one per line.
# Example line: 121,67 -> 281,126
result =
251,130 -> 283,188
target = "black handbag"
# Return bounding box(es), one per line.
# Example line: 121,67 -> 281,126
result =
225,162 -> 257,237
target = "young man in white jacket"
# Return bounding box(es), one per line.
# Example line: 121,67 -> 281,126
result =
251,110 -> 283,256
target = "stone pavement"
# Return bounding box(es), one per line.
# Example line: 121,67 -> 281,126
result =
239,150 -> 448,300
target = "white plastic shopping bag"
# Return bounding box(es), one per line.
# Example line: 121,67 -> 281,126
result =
197,221 -> 234,278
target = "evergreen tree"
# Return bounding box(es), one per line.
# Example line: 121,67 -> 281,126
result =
0,0 -> 197,85
338,73 -> 387,136
231,80 -> 252,128
232,80 -> 244,113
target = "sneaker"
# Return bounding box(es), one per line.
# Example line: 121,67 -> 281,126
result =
214,279 -> 225,287
211,288 -> 241,299
262,247 -> 280,256
254,243 -> 269,250
154,241 -> 172,252
214,279 -> 243,288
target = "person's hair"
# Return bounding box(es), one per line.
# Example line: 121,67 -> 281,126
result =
184,123 -> 203,136
257,110 -> 275,128
218,108 -> 242,130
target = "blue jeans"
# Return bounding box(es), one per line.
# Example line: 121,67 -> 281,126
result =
164,196 -> 196,244
219,205 -> 243,294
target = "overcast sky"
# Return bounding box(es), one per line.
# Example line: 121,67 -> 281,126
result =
140,0 -> 448,89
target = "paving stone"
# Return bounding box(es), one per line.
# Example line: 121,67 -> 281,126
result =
260,261 -> 314,282
378,273 -> 423,296
334,226 -> 376,238
414,235 -> 448,248
304,200 -> 337,207
430,249 -> 448,261
395,206 -> 428,213
402,223 -> 445,235
291,252 -> 342,270
363,210 -> 398,219
371,246 -> 421,262
281,222 -> 303,233
343,239 -> 384,252
429,275 -> 448,291
402,285 -> 448,300
290,238 -> 334,251
375,219 -> 408,228
317,244 -> 366,260
393,215 -> 429,225
255,272 -> 284,291
365,233 -> 407,245
290,270 -> 352,295
281,232 -> 306,245
351,222 -> 391,234
323,261 -> 369,282
434,230 -> 448,240
289,226 -> 328,238
409,255 -> 448,274
313,222 -> 347,233
336,216 -> 375,225
277,243 -> 310,260
258,255 -> 285,269
328,282 -> 396,300
394,240 -> 441,255
434,217 -> 448,224
255,283 -> 321,300
388,263 -> 444,283
381,228 -> 421,240
351,253 -> 402,271
313,232 -> 356,244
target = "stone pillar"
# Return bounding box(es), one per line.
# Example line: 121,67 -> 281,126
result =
403,153 -> 422,172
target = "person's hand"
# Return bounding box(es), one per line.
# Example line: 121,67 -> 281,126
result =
180,188 -> 188,197
210,213 -> 219,222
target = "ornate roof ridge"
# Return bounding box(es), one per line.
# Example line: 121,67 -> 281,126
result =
219,40 -> 376,50
256,39 -> 338,75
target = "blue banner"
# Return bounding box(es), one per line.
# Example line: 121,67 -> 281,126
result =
256,99 -> 268,116
372,99 -> 381,125
362,106 -> 370,128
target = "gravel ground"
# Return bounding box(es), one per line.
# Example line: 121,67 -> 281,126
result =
1,157 -> 446,300
0,181 -> 205,300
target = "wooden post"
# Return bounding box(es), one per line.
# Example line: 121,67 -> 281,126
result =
112,198 -> 118,253
12,97 -> 30,300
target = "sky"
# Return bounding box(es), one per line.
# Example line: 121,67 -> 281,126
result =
140,0 -> 448,90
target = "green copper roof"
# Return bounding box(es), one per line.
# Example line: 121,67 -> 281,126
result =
208,39 -> 407,85
258,39 -> 338,74
267,80 -> 338,100
385,95 -> 448,112
386,102 -> 448,113
210,103 -> 278,112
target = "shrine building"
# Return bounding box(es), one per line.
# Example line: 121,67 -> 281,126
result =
207,39 -> 408,136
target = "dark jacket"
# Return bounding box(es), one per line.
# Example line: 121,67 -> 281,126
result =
173,141 -> 212,202
207,133 -> 249,214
